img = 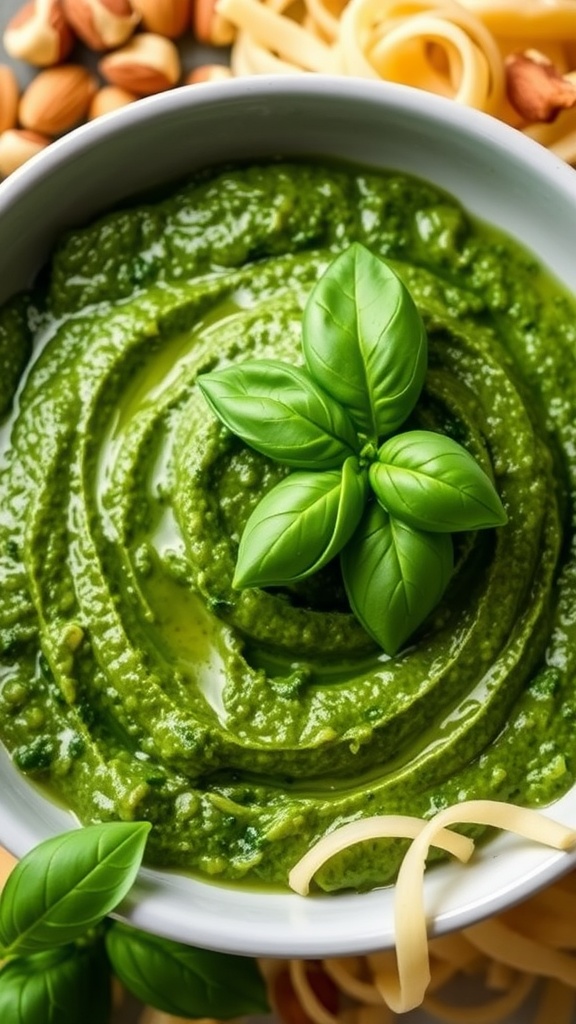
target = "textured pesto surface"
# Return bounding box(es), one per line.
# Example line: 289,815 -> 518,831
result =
1,161 -> 576,892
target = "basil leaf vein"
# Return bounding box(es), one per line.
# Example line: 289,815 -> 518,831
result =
341,501 -> 454,655
197,359 -> 359,469
0,940 -> 111,1024
234,457 -> 369,588
0,821 -> 150,957
105,922 -> 269,1019
371,430 -> 507,531
302,242 -> 427,439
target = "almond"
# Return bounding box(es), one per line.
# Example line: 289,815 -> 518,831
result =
185,64 -> 233,84
61,0 -> 139,50
193,0 -> 235,46
505,50 -> 576,123
99,33 -> 181,95
88,84 -> 137,118
131,0 -> 190,39
0,65 -> 20,134
3,0 -> 75,65
19,64 -> 98,136
0,128 -> 50,177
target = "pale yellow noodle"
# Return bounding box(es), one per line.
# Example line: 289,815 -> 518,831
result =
218,0 -> 335,69
364,801 -> 576,1013
421,972 -> 535,1024
463,918 -> 576,987
288,814 -> 474,895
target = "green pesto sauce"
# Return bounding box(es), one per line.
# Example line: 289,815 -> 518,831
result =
1,160 -> 576,892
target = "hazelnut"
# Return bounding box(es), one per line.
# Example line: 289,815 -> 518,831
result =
506,50 -> 576,123
98,32 -> 181,95
61,0 -> 139,50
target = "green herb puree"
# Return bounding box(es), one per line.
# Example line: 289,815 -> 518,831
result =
1,160 -> 576,891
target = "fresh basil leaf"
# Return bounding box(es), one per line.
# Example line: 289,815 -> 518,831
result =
302,243 -> 427,440
0,821 -> 151,957
105,922 -> 269,1019
370,430 -> 507,532
234,456 -> 369,588
197,359 -> 359,469
0,940 -> 111,1024
341,501 -> 453,655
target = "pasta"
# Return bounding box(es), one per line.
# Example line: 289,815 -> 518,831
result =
139,800 -> 576,1024
215,0 -> 576,162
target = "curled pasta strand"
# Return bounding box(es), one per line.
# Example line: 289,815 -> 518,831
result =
377,800 -> 576,1013
463,918 -> 576,988
323,957 -> 384,1005
217,0 -> 335,69
288,814 -> 475,896
289,960 -> 340,1024
421,971 -> 535,1024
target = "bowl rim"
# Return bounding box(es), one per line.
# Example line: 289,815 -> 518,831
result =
1,75 -> 576,958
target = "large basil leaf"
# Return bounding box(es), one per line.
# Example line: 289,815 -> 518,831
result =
0,940 -> 111,1024
106,922 -> 269,1019
234,456 -> 369,588
370,430 -> 507,532
302,243 -> 427,440
197,359 -> 359,469
0,821 -> 150,957
341,501 -> 453,655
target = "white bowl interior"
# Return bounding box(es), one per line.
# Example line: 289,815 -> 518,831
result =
1,77 -> 576,957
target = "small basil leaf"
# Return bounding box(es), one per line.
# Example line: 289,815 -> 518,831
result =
0,940 -> 111,1024
341,501 -> 453,655
0,821 -> 151,957
234,457 -> 369,588
197,359 -> 359,469
105,922 -> 269,1019
302,242 -> 427,439
371,430 -> 507,532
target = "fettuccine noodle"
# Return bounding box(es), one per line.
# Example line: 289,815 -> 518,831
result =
214,0 -> 576,162
139,800 -> 576,1024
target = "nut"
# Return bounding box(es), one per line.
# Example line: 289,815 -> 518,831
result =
61,0 -> 139,50
88,84 -> 137,118
193,0 -> 235,46
3,0 -> 75,66
19,64 -> 98,136
131,0 -> 190,39
99,33 -> 181,95
505,50 -> 576,123
185,64 -> 233,84
0,128 -> 50,177
0,65 -> 20,133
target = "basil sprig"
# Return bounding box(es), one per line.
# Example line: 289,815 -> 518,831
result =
0,823 -> 269,1023
198,242 -> 507,654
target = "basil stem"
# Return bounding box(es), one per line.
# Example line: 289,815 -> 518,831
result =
234,456 -> 369,588
0,821 -> 150,958
105,921 -> 270,1019
370,430 -> 507,532
302,242 -> 427,439
341,501 -> 454,655
198,359 -> 359,469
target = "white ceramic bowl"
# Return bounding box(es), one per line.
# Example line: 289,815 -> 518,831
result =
1,76 -> 576,959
